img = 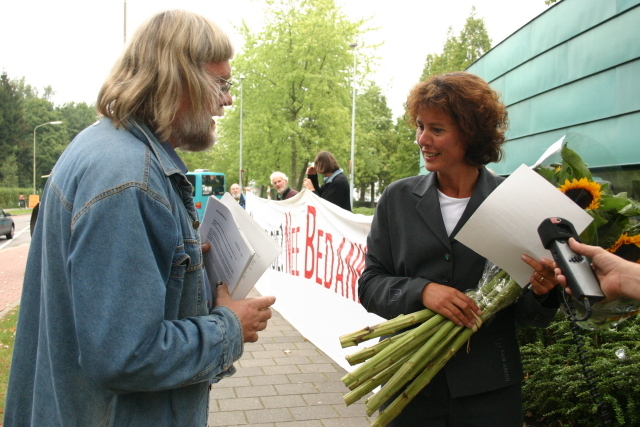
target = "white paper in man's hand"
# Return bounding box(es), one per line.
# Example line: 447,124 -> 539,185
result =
455,164 -> 593,287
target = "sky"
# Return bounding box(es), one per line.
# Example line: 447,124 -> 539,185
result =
0,0 -> 550,118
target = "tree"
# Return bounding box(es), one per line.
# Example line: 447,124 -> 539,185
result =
56,102 -> 97,141
420,7 -> 492,80
351,83 -> 394,203
0,73 -> 28,177
385,117 -> 420,188
23,97 -> 65,190
0,154 -> 19,188
197,0 -> 367,190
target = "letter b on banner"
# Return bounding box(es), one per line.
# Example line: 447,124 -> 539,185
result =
304,205 -> 316,279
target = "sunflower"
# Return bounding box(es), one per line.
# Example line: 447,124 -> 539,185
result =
606,233 -> 640,263
558,178 -> 603,210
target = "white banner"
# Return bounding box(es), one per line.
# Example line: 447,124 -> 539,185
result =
245,190 -> 384,371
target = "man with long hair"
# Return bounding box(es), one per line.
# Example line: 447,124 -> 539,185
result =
5,10 -> 275,426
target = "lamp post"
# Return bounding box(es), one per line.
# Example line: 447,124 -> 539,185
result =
239,75 -> 245,188
349,42 -> 358,209
33,121 -> 62,194
123,0 -> 127,44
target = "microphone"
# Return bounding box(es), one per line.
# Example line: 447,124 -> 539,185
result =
537,217 -> 604,304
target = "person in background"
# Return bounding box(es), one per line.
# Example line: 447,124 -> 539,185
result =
303,151 -> 351,211
270,171 -> 299,200
18,194 -> 26,208
358,72 -> 560,426
4,10 -> 275,426
555,237 -> 640,302
229,182 -> 246,209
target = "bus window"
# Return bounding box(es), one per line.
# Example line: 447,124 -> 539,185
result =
186,171 -> 226,218
203,174 -> 225,197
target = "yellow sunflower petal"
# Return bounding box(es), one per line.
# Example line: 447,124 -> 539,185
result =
558,178 -> 603,210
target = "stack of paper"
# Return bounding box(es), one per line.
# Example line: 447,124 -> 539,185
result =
200,193 -> 282,300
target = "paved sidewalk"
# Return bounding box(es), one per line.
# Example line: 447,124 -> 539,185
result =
0,244 -> 28,319
0,241 -> 374,426
209,289 -> 373,426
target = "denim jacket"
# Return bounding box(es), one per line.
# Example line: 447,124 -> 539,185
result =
5,118 -> 243,426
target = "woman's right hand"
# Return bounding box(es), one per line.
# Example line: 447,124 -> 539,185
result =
302,178 -> 314,191
421,282 -> 482,328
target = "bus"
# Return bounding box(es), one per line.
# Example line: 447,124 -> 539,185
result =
186,169 -> 226,219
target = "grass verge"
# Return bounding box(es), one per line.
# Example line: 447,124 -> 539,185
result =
0,306 -> 19,418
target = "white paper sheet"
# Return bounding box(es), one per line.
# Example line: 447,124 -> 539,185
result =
455,164 -> 593,287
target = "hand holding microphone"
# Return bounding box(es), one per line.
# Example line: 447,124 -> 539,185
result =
538,217 -> 604,305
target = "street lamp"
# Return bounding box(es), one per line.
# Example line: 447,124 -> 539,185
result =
349,42 -> 358,209
239,75 -> 245,188
33,121 -> 62,194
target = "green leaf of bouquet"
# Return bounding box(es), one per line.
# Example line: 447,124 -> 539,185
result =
533,165 -> 557,185
596,219 -> 627,250
561,144 -> 592,180
579,220 -> 599,246
600,194 -> 640,216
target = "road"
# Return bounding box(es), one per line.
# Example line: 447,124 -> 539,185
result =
0,213 -> 31,317
0,213 -> 31,251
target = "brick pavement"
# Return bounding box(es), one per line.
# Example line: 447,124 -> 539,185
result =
0,243 -> 28,319
208,289 -> 374,426
0,231 -> 375,426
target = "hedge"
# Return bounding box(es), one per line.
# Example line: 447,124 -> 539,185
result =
0,188 -> 34,209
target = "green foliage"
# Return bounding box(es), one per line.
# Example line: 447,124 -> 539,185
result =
353,83 -> 401,199
352,206 -> 374,216
200,0 -> 367,189
0,188 -> 33,208
419,7 -> 492,80
519,312 -> 640,426
385,117 -> 420,187
0,72 -> 97,190
56,102 -> 98,141
0,73 -> 28,174
0,155 -> 19,188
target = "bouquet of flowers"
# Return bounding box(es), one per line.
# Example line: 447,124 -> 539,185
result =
340,263 -> 521,427
339,137 -> 640,426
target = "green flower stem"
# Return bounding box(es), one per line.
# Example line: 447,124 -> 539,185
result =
343,351 -> 413,406
340,308 -> 437,348
365,321 -> 462,416
346,329 -> 407,366
342,315 -> 446,390
346,320 -> 444,366
372,327 -> 475,427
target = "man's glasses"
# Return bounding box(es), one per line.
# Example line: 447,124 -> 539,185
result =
217,77 -> 233,94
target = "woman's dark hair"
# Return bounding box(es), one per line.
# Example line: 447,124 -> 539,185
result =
405,72 -> 509,167
314,151 -> 341,175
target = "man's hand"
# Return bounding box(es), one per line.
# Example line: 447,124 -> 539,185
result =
555,238 -> 633,302
215,283 -> 276,343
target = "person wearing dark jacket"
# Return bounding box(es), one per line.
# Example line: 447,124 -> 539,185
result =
303,151 -> 351,211
358,72 -> 560,426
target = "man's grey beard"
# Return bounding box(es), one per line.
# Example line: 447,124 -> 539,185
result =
172,113 -> 218,152
232,192 -> 241,200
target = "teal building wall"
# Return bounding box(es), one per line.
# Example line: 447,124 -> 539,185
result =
465,0 -> 640,195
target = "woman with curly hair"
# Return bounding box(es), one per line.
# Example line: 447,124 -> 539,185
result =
358,72 -> 561,426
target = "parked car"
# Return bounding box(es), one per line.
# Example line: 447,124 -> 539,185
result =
0,209 -> 14,239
